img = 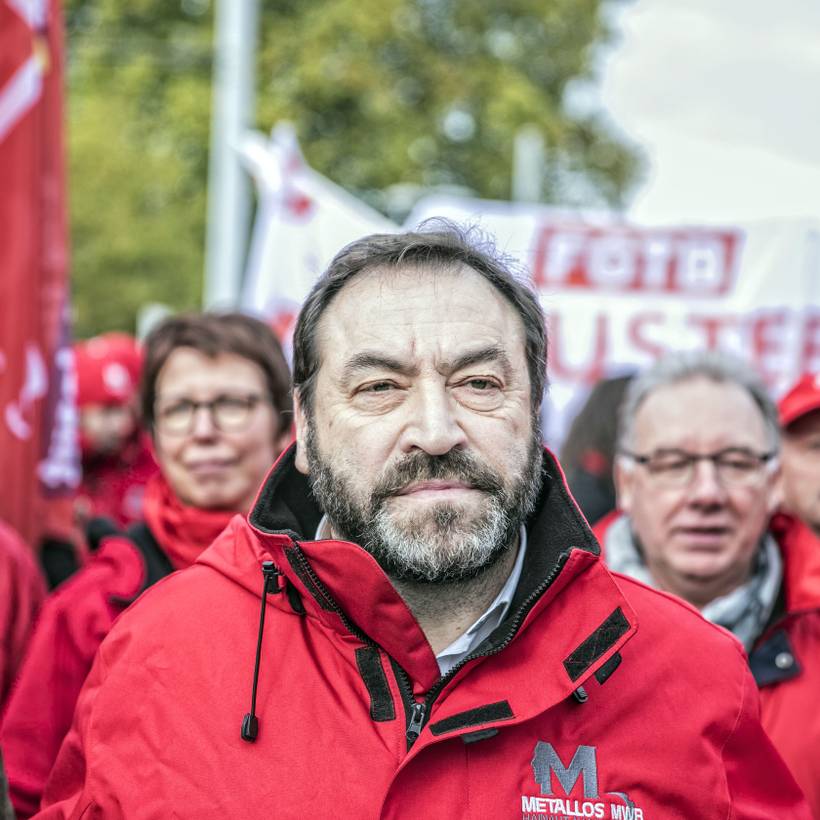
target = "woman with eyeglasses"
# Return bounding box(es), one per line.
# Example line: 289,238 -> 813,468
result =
0,313 -> 292,819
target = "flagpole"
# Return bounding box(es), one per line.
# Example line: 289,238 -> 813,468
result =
203,0 -> 259,309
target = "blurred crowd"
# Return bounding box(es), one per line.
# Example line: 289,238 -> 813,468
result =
2,293 -> 820,816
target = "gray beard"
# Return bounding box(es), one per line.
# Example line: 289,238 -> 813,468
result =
305,421 -> 543,584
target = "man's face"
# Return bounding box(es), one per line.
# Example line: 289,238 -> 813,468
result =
615,377 -> 779,606
782,409 -> 820,533
294,264 -> 542,583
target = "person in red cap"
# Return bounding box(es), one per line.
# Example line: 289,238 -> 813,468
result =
73,333 -> 158,531
779,373 -> 820,537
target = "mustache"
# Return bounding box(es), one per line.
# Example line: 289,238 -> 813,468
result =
372,449 -> 504,502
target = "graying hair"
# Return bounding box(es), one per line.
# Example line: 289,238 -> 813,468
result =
617,350 -> 780,453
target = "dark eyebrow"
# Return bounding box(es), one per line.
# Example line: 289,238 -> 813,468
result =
442,345 -> 514,381
340,345 -> 515,385
340,352 -> 418,383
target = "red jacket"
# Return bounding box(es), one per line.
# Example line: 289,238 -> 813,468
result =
594,511 -> 820,817
0,476 -> 235,819
38,449 -> 809,819
75,435 -> 157,529
0,521 -> 45,711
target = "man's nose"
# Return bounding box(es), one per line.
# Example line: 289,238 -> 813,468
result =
687,459 -> 728,505
400,383 -> 467,456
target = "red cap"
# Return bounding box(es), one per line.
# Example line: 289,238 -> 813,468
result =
74,333 -> 142,408
779,373 -> 820,428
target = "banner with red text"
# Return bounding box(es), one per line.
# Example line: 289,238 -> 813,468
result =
407,195 -> 820,443
0,0 -> 78,545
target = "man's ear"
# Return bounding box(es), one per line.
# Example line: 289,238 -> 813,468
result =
293,389 -> 310,475
613,457 -> 634,514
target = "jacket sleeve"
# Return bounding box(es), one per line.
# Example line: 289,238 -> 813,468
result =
722,660 -> 812,819
31,645 -> 110,820
1,541 -> 144,819
0,524 -> 46,708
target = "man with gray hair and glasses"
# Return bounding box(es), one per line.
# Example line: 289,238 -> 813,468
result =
595,349 -> 820,816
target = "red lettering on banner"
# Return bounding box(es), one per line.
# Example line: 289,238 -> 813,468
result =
686,315 -> 737,349
627,312 -> 667,360
800,312 -> 820,374
531,225 -> 742,296
548,313 -> 608,385
750,311 -> 787,387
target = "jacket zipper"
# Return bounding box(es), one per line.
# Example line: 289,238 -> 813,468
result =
289,543 -> 379,648
399,551 -> 571,750
290,539 -> 571,751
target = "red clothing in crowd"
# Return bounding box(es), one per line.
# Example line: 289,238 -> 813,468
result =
594,511 -> 820,817
0,474 -> 235,819
0,521 -> 45,711
35,449 -> 809,818
74,435 -> 157,528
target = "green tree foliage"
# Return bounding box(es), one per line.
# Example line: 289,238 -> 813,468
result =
66,0 -> 642,337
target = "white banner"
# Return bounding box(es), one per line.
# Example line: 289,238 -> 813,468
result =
408,195 -> 820,443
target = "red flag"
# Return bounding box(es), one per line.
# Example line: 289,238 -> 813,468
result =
0,0 -> 78,546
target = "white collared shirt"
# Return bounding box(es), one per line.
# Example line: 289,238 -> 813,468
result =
314,517 -> 527,675
434,526 -> 527,675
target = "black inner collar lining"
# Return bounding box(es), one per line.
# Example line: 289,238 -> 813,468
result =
250,445 -> 323,538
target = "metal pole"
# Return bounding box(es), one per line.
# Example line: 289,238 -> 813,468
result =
203,0 -> 259,309
512,125 -> 545,203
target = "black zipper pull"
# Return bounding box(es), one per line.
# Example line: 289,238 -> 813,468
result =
406,702 -> 427,744
262,560 -> 282,595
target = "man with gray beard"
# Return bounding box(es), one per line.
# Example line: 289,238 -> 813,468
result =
40,224 -> 809,818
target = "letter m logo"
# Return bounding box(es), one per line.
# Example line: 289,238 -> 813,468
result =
531,742 -> 599,799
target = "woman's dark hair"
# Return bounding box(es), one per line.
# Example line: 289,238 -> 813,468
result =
292,220 -> 547,416
140,312 -> 292,434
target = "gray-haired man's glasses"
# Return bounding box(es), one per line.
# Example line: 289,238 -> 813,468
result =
620,447 -> 777,488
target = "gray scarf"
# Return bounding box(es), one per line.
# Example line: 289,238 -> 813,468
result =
604,515 -> 782,650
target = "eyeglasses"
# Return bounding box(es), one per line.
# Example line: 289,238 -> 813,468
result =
154,393 -> 267,435
620,447 -> 777,488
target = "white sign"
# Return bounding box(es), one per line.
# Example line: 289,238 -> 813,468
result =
408,195 -> 820,443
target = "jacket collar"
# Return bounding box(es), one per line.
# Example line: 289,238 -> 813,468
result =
247,445 -> 634,693
771,513 -> 820,613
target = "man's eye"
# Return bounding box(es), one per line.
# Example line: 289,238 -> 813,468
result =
467,379 -> 494,390
362,382 -> 395,393
649,457 -> 690,472
718,457 -> 757,472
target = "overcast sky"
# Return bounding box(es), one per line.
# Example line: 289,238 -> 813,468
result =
599,0 -> 820,226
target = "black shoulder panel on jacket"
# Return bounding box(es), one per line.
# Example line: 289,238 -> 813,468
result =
355,647 -> 396,723
564,607 -> 629,682
429,701 -> 514,736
